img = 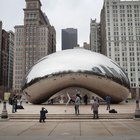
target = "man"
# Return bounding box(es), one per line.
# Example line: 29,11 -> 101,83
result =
39,107 -> 48,122
12,96 -> 17,113
83,94 -> 88,105
91,99 -> 99,119
75,94 -> 81,115
105,96 -> 111,110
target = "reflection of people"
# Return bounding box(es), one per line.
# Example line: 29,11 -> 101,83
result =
83,94 -> 88,105
91,99 -> 99,119
75,94 -> 80,115
39,107 -> 48,123
105,96 -> 111,110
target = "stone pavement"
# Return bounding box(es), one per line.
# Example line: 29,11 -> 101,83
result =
0,119 -> 140,140
0,100 -> 140,140
0,99 -> 136,115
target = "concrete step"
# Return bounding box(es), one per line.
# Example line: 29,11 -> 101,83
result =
7,113 -> 134,120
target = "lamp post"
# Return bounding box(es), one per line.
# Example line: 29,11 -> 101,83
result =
135,86 -> 140,118
1,101 -> 8,119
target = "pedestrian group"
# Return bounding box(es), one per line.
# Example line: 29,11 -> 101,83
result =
39,94 -> 112,122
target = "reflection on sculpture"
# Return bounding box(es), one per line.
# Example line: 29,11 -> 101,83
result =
22,49 -> 130,104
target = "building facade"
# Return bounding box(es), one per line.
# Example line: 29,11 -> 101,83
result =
0,21 -> 3,99
0,22 -> 15,99
13,0 -> 56,93
7,31 -> 14,91
90,19 -> 101,53
101,0 -> 140,93
62,28 -> 78,50
0,29 -> 9,99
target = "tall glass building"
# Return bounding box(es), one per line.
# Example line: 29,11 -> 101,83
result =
62,28 -> 78,50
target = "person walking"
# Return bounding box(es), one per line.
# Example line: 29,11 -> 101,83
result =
39,107 -> 48,123
91,99 -> 99,119
105,95 -> 111,110
75,94 -> 81,115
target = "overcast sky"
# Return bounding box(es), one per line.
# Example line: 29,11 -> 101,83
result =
0,0 -> 103,51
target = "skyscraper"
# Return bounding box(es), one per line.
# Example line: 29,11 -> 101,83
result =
0,22 -> 15,99
0,29 -> 9,98
101,0 -> 140,93
7,31 -> 14,91
0,21 -> 3,98
0,21 -> 2,92
62,28 -> 78,50
13,0 -> 56,93
90,19 -> 101,53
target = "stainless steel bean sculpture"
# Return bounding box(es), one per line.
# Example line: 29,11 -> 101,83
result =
22,49 -> 130,104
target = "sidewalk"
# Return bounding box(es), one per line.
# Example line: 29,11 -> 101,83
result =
0,119 -> 140,140
0,100 -> 136,115
0,100 -> 140,140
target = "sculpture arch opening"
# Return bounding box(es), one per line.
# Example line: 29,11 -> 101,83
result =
22,49 -> 130,104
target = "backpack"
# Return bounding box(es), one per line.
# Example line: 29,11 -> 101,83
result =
109,109 -> 117,113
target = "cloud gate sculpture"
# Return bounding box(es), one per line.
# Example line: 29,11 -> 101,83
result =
22,49 -> 130,104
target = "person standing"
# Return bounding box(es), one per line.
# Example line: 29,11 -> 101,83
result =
12,96 -> 17,113
105,95 -> 111,110
83,94 -> 88,105
39,107 -> 48,123
75,94 -> 81,115
91,99 -> 99,119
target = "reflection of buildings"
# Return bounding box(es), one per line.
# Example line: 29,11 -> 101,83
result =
22,49 -> 130,104
49,87 -> 103,104
83,42 -> 90,50
62,28 -> 78,50
13,0 -> 56,93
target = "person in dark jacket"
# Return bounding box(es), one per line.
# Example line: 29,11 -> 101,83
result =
83,94 -> 88,105
39,107 -> 48,122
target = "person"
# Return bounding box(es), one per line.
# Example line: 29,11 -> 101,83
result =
39,107 -> 48,123
105,95 -> 111,110
75,94 -> 81,115
91,99 -> 99,119
83,94 -> 88,105
12,96 -> 17,113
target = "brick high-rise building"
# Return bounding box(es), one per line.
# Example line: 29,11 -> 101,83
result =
13,0 -> 56,93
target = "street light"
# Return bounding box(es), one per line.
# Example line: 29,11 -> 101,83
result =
1,101 -> 8,119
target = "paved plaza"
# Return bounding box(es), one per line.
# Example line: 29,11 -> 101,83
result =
0,100 -> 140,140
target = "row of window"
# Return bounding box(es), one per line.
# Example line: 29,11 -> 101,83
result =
107,4 -> 139,10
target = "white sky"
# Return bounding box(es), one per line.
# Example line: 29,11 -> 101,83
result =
0,0 -> 104,51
